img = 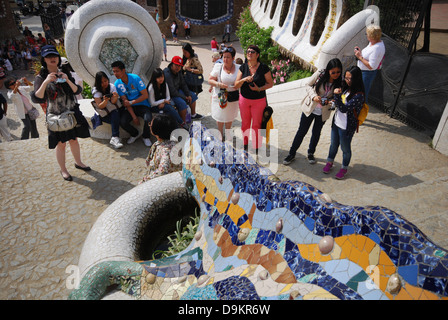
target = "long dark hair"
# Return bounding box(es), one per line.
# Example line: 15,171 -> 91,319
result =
342,65 -> 365,101
182,42 -> 195,61
314,58 -> 342,94
94,71 -> 111,95
150,68 -> 166,100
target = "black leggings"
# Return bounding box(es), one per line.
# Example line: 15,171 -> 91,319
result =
21,114 -> 39,140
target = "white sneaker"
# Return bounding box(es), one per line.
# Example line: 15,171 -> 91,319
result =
127,131 -> 142,144
110,137 -> 123,149
143,138 -> 152,147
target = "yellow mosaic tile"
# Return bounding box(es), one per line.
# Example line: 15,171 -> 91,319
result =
303,288 -> 339,300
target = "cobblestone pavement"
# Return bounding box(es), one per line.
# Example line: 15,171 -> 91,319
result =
1,18 -> 448,300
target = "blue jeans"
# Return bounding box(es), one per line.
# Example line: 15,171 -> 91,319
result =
151,102 -> 183,124
171,90 -> 197,114
362,69 -> 378,101
327,124 -> 354,169
120,105 -> 153,138
289,112 -> 325,157
100,109 -> 121,137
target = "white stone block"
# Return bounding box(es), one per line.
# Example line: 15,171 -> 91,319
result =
65,0 -> 162,87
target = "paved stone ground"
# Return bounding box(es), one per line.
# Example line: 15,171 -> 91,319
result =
0,15 -> 447,300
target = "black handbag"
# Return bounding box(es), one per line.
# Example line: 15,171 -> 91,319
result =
184,71 -> 204,87
227,90 -> 239,102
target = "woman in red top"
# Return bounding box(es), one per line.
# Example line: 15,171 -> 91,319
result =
210,37 -> 218,52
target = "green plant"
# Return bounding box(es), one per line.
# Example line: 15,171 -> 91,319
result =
236,6 -> 280,65
287,69 -> 314,83
152,210 -> 200,259
82,81 -> 93,99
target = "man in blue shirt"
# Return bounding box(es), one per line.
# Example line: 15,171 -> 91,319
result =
112,61 -> 153,146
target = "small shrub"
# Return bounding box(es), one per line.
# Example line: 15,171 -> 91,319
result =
236,6 -> 280,65
287,69 -> 314,82
151,210 -> 200,259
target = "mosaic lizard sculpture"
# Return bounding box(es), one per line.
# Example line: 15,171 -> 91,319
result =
69,123 -> 448,300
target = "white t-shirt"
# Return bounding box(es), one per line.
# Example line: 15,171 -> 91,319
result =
210,62 -> 240,96
334,91 -> 349,130
92,83 -> 117,99
357,41 -> 385,71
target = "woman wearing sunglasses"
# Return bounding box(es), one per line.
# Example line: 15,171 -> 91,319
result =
31,45 -> 91,181
283,58 -> 342,165
234,45 -> 273,152
323,65 -> 365,179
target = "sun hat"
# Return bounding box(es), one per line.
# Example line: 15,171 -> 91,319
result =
41,45 -> 60,57
171,56 -> 183,66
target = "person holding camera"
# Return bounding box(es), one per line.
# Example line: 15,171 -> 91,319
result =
92,71 -> 128,149
5,76 -> 40,140
31,45 -> 91,181
354,24 -> 385,100
322,66 -> 365,180
283,58 -> 343,165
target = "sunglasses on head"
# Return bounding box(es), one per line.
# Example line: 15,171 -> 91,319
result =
223,47 -> 234,53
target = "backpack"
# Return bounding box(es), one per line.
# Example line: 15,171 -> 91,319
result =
357,103 -> 369,126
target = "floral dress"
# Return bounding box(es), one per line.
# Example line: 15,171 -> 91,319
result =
139,140 -> 182,183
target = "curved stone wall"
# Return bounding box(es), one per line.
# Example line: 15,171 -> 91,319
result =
77,172 -> 196,279
251,0 -> 377,70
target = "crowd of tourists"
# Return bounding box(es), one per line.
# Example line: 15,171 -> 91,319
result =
0,20 -> 385,183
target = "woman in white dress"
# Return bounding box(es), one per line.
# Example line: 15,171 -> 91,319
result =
208,47 -> 240,140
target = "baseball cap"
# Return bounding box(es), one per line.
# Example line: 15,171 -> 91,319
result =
171,56 -> 183,66
41,45 -> 60,57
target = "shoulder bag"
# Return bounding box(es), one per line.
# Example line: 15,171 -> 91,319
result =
91,99 -> 120,118
218,64 -> 239,104
46,110 -> 77,132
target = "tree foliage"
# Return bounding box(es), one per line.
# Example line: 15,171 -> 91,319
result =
236,6 -> 280,65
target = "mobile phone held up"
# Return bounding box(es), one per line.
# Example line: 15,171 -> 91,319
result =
55,74 -> 66,84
